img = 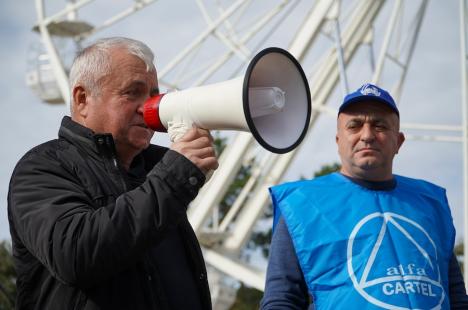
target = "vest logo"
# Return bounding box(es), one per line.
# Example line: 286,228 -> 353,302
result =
347,212 -> 445,309
360,83 -> 381,96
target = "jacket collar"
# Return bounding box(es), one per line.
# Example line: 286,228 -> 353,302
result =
58,116 -> 117,161
58,116 -> 168,174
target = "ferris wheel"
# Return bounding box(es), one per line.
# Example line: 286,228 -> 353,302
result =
27,0 -> 468,308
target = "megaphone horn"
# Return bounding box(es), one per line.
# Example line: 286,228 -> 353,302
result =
144,47 -> 311,154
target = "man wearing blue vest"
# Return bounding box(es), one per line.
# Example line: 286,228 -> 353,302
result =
261,83 -> 468,309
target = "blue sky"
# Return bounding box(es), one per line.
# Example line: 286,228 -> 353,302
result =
0,1 -> 465,247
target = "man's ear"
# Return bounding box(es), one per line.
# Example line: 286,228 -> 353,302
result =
335,124 -> 341,145
72,85 -> 89,118
396,132 -> 405,154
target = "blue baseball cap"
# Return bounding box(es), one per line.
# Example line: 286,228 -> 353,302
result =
339,83 -> 399,117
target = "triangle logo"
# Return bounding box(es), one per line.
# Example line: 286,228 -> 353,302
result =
347,212 -> 445,309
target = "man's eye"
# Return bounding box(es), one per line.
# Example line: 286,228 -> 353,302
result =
125,89 -> 140,97
347,122 -> 362,129
374,123 -> 388,131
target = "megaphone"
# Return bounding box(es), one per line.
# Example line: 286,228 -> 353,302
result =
144,47 -> 311,154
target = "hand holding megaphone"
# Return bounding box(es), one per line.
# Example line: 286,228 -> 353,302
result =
168,124 -> 219,180
145,95 -> 219,180
166,119 -> 218,181
143,47 -> 311,155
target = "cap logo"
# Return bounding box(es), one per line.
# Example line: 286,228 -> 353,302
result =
360,84 -> 381,97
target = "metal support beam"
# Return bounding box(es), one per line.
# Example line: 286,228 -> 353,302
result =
203,249 -> 265,291
329,0 -> 349,96
188,132 -> 254,232
372,0 -> 403,84
35,0 -> 71,106
222,0 -> 386,253
189,0 -> 335,235
372,0 -> 428,102
158,0 -> 251,78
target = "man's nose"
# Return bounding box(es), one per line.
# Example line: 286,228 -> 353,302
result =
137,99 -> 146,115
360,123 -> 375,142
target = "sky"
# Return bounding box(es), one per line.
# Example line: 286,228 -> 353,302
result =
0,0 -> 465,249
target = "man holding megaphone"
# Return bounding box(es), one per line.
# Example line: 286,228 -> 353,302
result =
8,37 -> 217,310
8,34 -> 311,309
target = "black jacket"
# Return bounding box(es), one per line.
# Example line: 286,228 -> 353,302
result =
8,116 -> 211,309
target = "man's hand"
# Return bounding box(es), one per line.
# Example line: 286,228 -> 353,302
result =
170,127 -> 219,175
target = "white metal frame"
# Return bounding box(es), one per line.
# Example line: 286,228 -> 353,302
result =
30,0 -> 468,300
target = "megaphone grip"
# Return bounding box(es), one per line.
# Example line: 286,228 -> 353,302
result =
168,121 -> 214,182
167,121 -> 190,142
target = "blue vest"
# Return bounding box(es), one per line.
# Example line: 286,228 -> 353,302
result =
270,173 -> 455,309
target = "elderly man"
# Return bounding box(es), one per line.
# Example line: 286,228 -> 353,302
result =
261,83 -> 468,309
8,37 -> 218,309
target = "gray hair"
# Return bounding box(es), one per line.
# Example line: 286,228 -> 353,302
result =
69,37 -> 155,109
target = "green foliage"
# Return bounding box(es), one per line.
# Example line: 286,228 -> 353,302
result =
0,241 -> 15,310
298,163 -> 341,180
213,131 -> 227,155
229,284 -> 263,310
248,228 -> 272,259
454,241 -> 464,274
219,164 -> 252,218
313,162 -> 341,177
213,132 -> 254,220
